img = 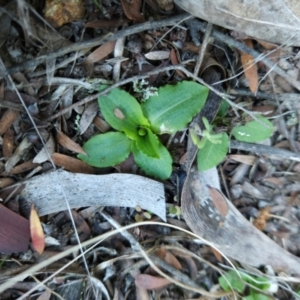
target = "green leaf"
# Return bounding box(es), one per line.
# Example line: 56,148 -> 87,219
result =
98,88 -> 150,140
243,289 -> 272,300
232,114 -> 273,142
197,133 -> 229,171
218,99 -> 230,118
135,127 -> 160,158
132,141 -> 172,180
78,132 -> 131,167
142,81 -> 208,134
218,270 -> 245,293
246,276 -> 271,291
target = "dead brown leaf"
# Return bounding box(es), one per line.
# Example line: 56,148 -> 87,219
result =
93,116 -> 111,133
251,105 -> 276,117
240,39 -> 258,93
208,187 -> 228,218
56,130 -> 86,155
3,160 -> 40,175
0,178 -> 15,189
83,41 -> 116,76
85,19 -> 129,29
170,48 -> 185,78
228,154 -> 256,165
69,210 -> 91,242
0,109 -> 19,136
120,0 -> 145,22
135,274 -> 171,290
85,41 -> 116,64
155,247 -> 182,270
2,128 -> 14,157
51,153 -> 95,174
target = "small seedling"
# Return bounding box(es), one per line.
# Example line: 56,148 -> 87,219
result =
78,81 -> 274,178
219,270 -> 275,300
191,117 -> 229,171
168,205 -> 181,218
135,206 -> 152,222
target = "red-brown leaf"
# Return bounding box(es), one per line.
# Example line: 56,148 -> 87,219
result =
0,204 -> 30,253
135,274 -> 170,290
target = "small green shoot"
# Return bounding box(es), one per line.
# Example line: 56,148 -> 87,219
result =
191,117 -> 229,171
169,205 -> 181,218
219,270 -> 274,300
135,206 -> 152,222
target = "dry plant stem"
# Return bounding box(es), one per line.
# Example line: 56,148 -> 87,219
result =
193,23 -> 213,77
230,140 -> 300,162
229,89 -> 300,102
0,13 -> 191,77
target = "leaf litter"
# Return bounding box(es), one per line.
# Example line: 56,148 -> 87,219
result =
1,0 -> 300,299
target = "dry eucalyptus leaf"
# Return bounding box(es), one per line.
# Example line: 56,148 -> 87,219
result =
181,167 -> 300,274
5,136 -> 32,172
145,51 -> 170,60
56,131 -> 86,154
135,274 -> 171,290
175,0 -> 300,46
240,39 -> 258,93
51,153 -> 95,174
79,102 -> 98,135
60,86 -> 73,120
33,135 -> 55,164
21,170 -> 166,221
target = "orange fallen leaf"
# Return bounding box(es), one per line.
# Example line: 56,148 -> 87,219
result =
30,204 -> 45,255
240,39 -> 258,93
